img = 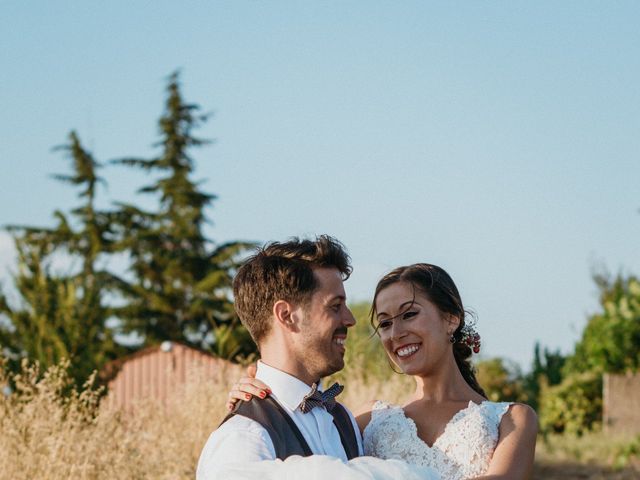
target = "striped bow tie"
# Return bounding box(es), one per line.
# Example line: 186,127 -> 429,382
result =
299,382 -> 344,414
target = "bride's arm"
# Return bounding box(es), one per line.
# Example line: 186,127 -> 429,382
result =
472,403 -> 538,480
224,364 -> 272,411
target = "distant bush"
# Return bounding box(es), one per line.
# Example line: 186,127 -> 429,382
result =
475,357 -> 527,403
539,371 -> 602,436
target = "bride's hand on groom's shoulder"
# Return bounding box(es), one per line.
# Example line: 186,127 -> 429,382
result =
226,364 -> 272,411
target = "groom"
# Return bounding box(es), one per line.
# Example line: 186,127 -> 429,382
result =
196,235 -> 363,479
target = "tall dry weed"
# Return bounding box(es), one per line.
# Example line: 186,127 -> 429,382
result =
11,354 -> 638,480
0,359 -> 242,480
0,353 -> 415,480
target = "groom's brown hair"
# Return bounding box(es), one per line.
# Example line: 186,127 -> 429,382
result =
233,235 -> 352,345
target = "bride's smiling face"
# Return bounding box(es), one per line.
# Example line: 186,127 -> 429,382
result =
374,281 -> 458,376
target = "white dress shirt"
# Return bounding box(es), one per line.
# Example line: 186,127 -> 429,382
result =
196,361 -> 364,480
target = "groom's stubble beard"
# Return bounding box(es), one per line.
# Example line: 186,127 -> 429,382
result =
318,327 -> 347,378
295,326 -> 347,380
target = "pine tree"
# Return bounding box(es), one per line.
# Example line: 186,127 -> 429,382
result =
111,72 -> 255,358
0,132 -> 119,384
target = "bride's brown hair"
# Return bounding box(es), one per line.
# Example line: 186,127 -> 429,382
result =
370,263 -> 486,398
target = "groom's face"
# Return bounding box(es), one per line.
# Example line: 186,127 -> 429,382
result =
293,267 -> 356,378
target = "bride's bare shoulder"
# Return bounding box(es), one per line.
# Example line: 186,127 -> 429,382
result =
354,400 -> 380,433
503,403 -> 538,435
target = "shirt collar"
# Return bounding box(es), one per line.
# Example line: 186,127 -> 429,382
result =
255,361 -> 321,411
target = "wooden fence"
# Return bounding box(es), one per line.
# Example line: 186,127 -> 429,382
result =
603,372 -> 640,436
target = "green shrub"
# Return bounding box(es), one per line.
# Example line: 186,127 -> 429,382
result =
539,371 -> 602,435
475,357 -> 527,403
565,276 -> 640,376
613,435 -> 640,469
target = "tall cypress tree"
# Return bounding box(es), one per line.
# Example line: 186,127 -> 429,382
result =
0,132 -> 119,384
111,73 -> 255,358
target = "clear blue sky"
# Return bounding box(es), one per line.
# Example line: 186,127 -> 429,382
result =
1,1 -> 639,369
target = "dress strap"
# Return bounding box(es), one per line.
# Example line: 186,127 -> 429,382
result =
372,400 -> 390,410
483,401 -> 513,426
370,400 -> 398,418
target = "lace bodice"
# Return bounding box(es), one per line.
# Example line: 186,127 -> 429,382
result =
363,400 -> 512,480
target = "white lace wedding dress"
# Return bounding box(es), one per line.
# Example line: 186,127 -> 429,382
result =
363,400 -> 513,480
215,400 -> 511,480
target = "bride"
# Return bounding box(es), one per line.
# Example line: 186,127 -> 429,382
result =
226,264 -> 537,479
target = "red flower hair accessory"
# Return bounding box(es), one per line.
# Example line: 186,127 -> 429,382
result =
459,322 -> 481,354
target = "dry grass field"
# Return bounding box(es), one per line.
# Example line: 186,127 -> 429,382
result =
534,435 -> 640,480
1,360 -> 638,480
